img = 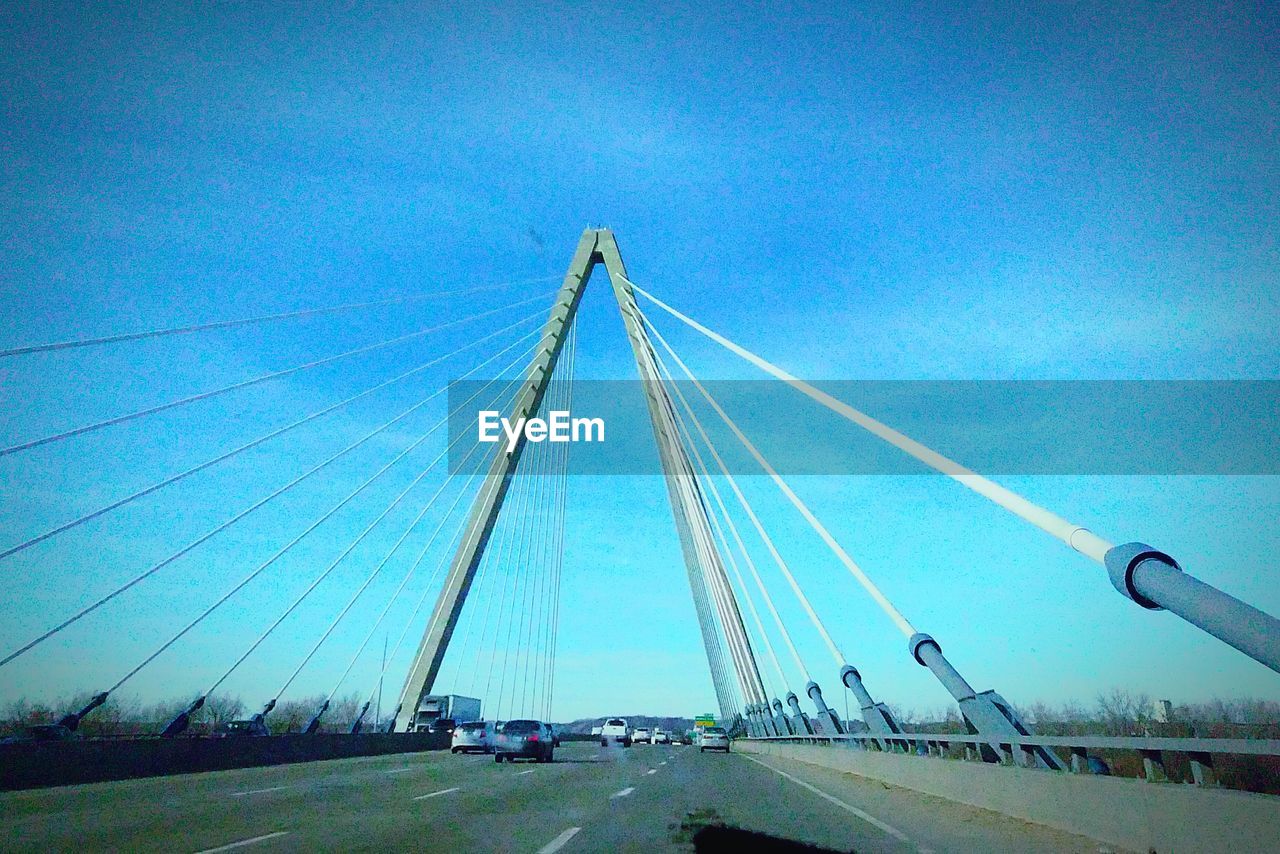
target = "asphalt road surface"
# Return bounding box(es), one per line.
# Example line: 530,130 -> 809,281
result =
1,741 -> 1112,852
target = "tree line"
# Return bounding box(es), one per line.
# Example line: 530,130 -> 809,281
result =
1,691 -> 394,737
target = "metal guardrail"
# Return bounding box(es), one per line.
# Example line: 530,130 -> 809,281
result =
746,732 -> 1280,787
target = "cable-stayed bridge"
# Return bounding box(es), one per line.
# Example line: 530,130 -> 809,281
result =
1,229 -> 1277,853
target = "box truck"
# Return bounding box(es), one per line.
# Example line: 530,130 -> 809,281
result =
413,694 -> 482,732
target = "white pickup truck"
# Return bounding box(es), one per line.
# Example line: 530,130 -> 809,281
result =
599,717 -> 631,746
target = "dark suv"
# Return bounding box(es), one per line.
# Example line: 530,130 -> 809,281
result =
494,720 -> 554,763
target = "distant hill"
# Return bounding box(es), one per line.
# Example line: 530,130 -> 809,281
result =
560,715 -> 696,734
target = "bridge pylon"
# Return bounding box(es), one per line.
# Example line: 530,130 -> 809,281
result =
392,229 -> 765,731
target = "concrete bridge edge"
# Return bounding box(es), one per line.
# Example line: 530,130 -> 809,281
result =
738,740 -> 1280,853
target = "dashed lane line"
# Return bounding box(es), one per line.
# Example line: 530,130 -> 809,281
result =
610,787 -> 635,799
517,769 -> 536,775
537,827 -> 581,853
412,787 -> 460,801
646,769 -> 657,775
229,787 -> 289,797
740,754 -> 918,848
193,831 -> 289,853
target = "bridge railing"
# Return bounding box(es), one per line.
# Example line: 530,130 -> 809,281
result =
745,732 -> 1280,790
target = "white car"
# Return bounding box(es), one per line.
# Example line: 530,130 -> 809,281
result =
600,717 -> 631,746
633,727 -> 651,744
652,729 -> 670,744
699,726 -> 730,753
451,720 -> 493,754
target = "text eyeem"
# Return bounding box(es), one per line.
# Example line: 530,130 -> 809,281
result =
478,410 -> 605,453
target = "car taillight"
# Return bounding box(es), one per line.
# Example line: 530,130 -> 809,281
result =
528,734 -> 538,741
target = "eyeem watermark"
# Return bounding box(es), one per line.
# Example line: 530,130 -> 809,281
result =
451,380 -> 1280,474
478,410 -> 605,453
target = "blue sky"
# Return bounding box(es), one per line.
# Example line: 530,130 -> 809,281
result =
1,1 -> 1277,723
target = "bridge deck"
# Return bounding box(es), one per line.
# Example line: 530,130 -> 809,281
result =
0,742 -> 1107,853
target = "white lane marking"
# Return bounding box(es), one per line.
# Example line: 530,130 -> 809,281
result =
659,761 -> 668,766
538,827 -> 581,854
645,769 -> 657,775
610,786 -> 635,799
229,787 -> 289,797
386,768 -> 414,774
193,831 -> 289,853
412,787 -> 460,801
517,768 -> 536,775
741,754 -> 914,845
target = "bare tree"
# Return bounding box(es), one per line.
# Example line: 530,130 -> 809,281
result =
271,696 -> 326,734
2,697 -> 54,733
64,692 -> 141,737
198,695 -> 246,730
1096,689 -> 1154,735
328,693 -> 364,732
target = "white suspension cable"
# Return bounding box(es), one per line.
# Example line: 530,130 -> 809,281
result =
266,393 -> 511,701
544,322 -> 576,720
629,281 -> 1113,564
640,309 -> 918,639
480,439 -> 535,708
339,453 -> 495,707
104,346 -> 535,694
461,454 -> 524,698
668,394 -> 790,694
0,274 -> 561,358
639,335 -> 748,711
515,403 -> 554,717
646,332 -> 807,690
314,436 -> 498,704
362,464 -> 488,720
1,288 -> 556,458
0,333 -> 544,669
0,315 -> 545,561
641,332 -> 840,671
527,354 -> 564,718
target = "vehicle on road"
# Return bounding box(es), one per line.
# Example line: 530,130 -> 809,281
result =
600,717 -> 631,746
427,717 -> 457,736
413,694 -> 481,733
633,727 -> 651,744
494,719 -> 554,763
213,719 -> 269,738
700,726 -> 730,753
653,729 -> 670,744
451,721 -> 492,754
590,725 -> 602,737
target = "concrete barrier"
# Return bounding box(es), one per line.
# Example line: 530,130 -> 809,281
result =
0,732 -> 450,791
740,740 -> 1280,853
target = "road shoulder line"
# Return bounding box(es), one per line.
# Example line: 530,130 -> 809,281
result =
739,753 -> 916,846
193,831 -> 289,853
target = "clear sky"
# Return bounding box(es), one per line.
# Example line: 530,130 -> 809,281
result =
1,1 -> 1277,724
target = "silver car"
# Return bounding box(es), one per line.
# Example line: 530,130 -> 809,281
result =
451,720 -> 492,754
699,726 -> 730,752
494,719 -> 554,763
